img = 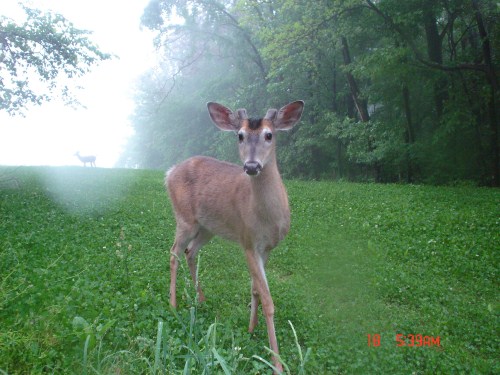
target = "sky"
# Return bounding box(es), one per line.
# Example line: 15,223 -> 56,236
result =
0,0 -> 157,167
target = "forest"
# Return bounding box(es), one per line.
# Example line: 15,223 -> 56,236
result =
120,0 -> 499,186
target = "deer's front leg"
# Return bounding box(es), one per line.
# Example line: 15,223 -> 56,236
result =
245,250 -> 283,374
249,279 -> 259,332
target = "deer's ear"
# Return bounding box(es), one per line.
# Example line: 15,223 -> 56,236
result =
274,100 -> 304,131
207,102 -> 243,131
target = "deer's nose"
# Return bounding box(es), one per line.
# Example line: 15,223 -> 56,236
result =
243,161 -> 262,176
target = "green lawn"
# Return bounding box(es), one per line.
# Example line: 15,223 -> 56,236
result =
0,167 -> 498,374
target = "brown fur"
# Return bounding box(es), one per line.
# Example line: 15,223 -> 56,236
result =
166,101 -> 304,373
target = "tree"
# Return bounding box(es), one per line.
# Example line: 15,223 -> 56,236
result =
124,0 -> 273,170
0,3 -> 110,115
130,0 -> 498,185
364,0 -> 499,185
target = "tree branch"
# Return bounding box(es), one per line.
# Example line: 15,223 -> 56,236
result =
364,0 -> 489,75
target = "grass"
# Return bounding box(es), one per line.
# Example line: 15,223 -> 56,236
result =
0,166 -> 498,374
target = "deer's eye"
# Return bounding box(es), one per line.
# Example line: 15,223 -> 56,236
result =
238,133 -> 244,143
265,132 -> 273,141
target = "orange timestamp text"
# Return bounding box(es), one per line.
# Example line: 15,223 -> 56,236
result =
367,334 -> 441,347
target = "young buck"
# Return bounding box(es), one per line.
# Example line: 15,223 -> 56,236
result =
74,152 -> 96,167
166,100 -> 304,373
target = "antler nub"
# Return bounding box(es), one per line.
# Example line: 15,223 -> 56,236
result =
264,108 -> 278,121
236,108 -> 248,120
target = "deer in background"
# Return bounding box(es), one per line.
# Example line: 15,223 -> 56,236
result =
74,152 -> 96,167
165,100 -> 304,373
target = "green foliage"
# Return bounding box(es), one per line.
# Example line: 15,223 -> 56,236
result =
0,3 -> 110,115
1,167 -> 498,373
127,0 -> 499,185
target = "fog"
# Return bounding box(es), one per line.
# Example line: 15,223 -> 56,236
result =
0,0 -> 156,167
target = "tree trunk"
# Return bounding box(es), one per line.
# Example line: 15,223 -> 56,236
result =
332,60 -> 338,112
402,84 -> 415,182
423,5 -> 447,120
340,36 -> 378,180
471,0 -> 499,186
487,87 -> 499,186
340,36 -> 370,122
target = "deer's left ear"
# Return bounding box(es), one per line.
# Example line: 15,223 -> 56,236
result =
274,100 -> 305,130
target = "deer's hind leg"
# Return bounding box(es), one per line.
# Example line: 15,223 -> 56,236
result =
169,222 -> 199,308
185,227 -> 213,303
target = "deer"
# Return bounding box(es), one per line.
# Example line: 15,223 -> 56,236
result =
165,100 -> 304,373
74,152 -> 96,167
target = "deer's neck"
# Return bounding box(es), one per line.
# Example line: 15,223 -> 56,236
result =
245,157 -> 290,248
249,158 -> 289,216
251,156 -> 281,187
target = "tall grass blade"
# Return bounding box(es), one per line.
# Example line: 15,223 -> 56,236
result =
302,348 -> 312,373
189,306 -> 196,342
154,320 -> 164,373
263,346 -> 290,374
203,320 -> 218,348
195,255 -> 201,305
252,354 -> 279,373
83,334 -> 91,375
212,347 -> 231,375
288,320 -> 303,364
96,340 -> 103,373
183,356 -> 191,375
169,304 -> 187,332
162,321 -> 170,374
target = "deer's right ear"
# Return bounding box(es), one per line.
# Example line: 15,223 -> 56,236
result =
207,102 -> 242,131
274,100 -> 305,130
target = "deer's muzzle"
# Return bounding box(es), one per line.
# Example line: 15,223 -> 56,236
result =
244,161 -> 262,176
